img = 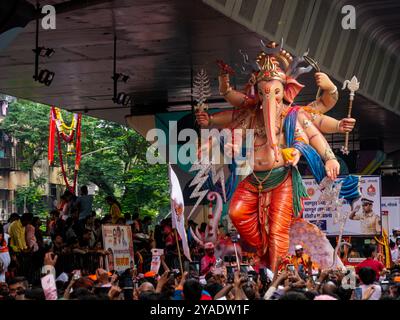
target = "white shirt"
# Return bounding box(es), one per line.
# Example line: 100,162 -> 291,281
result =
360,284 -> 382,300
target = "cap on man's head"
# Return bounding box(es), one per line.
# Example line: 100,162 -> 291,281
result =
204,242 -> 214,250
295,245 -> 303,251
361,198 -> 374,205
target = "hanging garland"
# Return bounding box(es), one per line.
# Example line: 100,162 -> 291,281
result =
48,106 -> 82,193
53,107 -> 78,143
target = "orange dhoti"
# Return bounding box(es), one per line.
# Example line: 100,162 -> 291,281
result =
229,168 -> 295,271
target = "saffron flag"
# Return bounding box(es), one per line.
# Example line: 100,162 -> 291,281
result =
169,164 -> 191,261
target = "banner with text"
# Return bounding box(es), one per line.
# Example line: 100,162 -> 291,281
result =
303,176 -> 381,236
102,225 -> 135,272
382,197 -> 400,236
150,248 -> 164,274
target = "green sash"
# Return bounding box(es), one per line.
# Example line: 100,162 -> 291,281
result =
248,166 -> 308,217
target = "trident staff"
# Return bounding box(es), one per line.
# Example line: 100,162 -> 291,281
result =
341,76 -> 360,155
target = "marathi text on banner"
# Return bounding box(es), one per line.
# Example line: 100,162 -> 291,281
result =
382,197 -> 400,238
302,176 -> 381,236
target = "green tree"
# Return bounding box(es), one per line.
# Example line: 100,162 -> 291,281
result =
14,177 -> 47,217
1,99 -> 170,217
121,162 -> 169,218
1,100 -> 50,173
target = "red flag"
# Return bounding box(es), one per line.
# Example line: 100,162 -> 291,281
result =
48,108 -> 56,166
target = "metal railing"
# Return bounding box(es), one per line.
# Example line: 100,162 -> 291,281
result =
14,251 -> 106,285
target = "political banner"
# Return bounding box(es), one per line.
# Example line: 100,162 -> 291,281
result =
303,176 -> 381,236
150,248 -> 164,274
102,225 -> 135,272
381,197 -> 400,238
41,274 -> 57,300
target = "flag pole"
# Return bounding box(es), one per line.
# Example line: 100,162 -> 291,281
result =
174,228 -> 184,275
169,163 -> 186,275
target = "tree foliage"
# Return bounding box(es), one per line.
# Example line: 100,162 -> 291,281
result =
1,100 -> 50,171
121,163 -> 170,217
14,177 -> 47,217
0,99 -> 169,218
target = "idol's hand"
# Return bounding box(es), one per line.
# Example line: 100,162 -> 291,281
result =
315,72 -> 335,91
195,111 -> 210,127
325,159 -> 340,180
216,59 -> 235,76
338,118 -> 356,133
285,149 -> 301,167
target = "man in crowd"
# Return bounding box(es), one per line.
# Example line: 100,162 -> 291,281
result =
356,244 -> 386,281
141,216 -> 152,234
76,186 -> 93,230
8,213 -> 32,253
134,281 -> 155,300
25,215 -> 38,253
290,245 -> 310,274
357,267 -> 382,300
391,237 -> 400,265
3,213 -> 19,235
200,242 -> 216,275
8,276 -> 29,300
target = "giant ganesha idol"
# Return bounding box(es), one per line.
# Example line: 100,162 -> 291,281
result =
195,41 -> 360,270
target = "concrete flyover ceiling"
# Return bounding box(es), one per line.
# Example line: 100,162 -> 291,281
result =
0,0 -> 398,154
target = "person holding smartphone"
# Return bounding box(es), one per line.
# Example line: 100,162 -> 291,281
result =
391,237 -> 400,265
353,267 -> 382,300
290,245 -> 312,274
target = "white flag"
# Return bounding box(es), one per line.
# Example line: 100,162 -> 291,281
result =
169,164 -> 191,261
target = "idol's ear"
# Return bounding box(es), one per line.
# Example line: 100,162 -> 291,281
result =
284,77 -> 304,103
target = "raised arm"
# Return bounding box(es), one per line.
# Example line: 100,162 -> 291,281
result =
217,60 -> 257,108
297,110 -> 340,180
195,110 -> 234,129
214,283 -> 234,300
349,206 -> 361,220
308,72 -> 338,114
303,110 -> 356,135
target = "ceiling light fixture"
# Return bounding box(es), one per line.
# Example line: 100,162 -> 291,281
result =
33,46 -> 55,58
111,36 -> 133,107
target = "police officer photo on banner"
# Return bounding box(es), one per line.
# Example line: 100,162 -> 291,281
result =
349,198 -> 381,235
302,176 -> 382,236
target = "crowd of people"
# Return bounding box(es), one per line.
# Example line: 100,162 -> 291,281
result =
0,186 -> 400,300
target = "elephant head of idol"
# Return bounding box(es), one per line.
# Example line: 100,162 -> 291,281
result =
241,40 -> 313,156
